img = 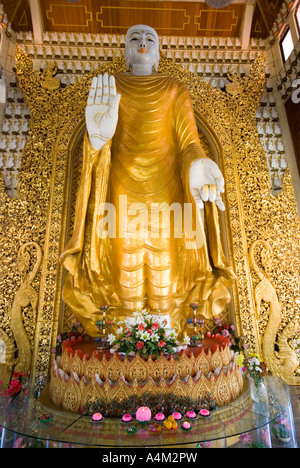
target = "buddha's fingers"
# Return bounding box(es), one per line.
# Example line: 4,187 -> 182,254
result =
102,73 -> 109,105
87,76 -> 97,106
190,187 -> 204,210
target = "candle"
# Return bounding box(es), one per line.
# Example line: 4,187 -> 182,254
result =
154,413 -> 165,421
91,412 -> 103,424
186,411 -> 196,419
172,412 -> 182,420
122,414 -> 133,423
182,421 -> 191,431
199,409 -> 210,417
136,406 -> 152,422
126,427 -> 137,434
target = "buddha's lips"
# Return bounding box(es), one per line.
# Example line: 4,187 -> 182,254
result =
138,48 -> 147,53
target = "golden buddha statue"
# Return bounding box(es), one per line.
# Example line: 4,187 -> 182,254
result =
60,25 -> 235,338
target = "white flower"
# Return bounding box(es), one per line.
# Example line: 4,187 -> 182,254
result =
183,335 -> 191,345
108,333 -> 116,345
165,329 -> 177,340
116,327 -> 124,336
150,333 -> 159,343
141,331 -> 151,341
136,330 -> 144,339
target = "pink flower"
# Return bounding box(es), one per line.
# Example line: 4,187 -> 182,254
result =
13,437 -> 27,448
138,323 -> 144,331
262,430 -> 271,447
136,341 -> 144,350
239,433 -> 251,445
158,340 -> 166,348
152,322 -> 159,330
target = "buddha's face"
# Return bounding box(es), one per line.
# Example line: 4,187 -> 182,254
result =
125,25 -> 159,72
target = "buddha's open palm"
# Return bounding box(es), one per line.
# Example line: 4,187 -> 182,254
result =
86,74 -> 121,151
189,158 -> 225,211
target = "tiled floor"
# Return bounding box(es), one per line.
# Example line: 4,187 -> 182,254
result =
289,385 -> 300,448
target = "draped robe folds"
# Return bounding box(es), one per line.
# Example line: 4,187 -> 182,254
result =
60,73 -> 235,338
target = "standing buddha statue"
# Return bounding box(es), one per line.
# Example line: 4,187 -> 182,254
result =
60,25 -> 235,338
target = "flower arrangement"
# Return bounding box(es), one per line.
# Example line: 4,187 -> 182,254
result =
235,350 -> 268,384
235,348 -> 268,403
108,309 -> 186,358
272,415 -> 291,442
0,371 -> 28,399
244,352 -> 268,386
51,321 -> 83,357
213,318 -> 242,352
238,432 -> 269,448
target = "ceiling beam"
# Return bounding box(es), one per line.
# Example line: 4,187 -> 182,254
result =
240,0 -> 255,49
29,0 -> 44,43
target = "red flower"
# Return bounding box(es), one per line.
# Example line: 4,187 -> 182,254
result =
146,329 -> 152,335
136,341 -> 144,350
152,323 -> 159,330
158,340 -> 166,348
12,371 -> 26,379
138,323 -> 144,331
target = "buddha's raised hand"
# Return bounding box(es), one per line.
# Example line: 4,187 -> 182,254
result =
189,158 -> 225,211
85,74 -> 121,151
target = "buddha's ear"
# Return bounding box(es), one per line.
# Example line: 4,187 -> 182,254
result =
124,50 -> 131,71
154,56 -> 159,73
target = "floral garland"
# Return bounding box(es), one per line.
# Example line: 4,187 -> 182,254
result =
108,309 -> 189,358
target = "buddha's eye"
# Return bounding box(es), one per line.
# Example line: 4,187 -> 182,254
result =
130,37 -> 138,41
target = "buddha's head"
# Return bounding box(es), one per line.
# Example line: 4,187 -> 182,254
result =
124,24 -> 160,75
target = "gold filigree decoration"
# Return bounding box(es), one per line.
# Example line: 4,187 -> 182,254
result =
249,240 -> 299,384
50,357 -> 244,412
0,329 -> 16,386
58,344 -> 233,384
10,242 -> 43,374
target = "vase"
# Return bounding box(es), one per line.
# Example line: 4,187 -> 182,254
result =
249,378 -> 268,403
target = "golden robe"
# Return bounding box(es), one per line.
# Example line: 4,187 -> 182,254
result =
60,74 -> 235,337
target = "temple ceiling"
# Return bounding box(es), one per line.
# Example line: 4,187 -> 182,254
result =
1,0 -> 285,38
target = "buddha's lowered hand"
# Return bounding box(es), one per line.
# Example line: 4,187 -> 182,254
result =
189,158 -> 225,211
